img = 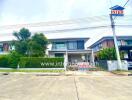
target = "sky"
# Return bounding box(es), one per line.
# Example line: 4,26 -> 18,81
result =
0,0 -> 132,46
0,0 -> 132,25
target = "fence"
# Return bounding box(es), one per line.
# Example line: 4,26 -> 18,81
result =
95,60 -> 129,71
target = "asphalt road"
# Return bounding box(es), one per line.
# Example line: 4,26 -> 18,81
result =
0,74 -> 132,100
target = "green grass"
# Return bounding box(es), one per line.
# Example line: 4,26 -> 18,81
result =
0,69 -> 65,73
90,67 -> 106,71
111,70 -> 132,75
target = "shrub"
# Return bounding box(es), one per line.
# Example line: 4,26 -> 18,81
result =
7,51 -> 22,68
0,55 -> 9,68
0,52 -> 22,68
96,47 -> 124,60
19,57 -> 64,68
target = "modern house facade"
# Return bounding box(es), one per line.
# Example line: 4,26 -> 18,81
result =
47,38 -> 95,66
90,36 -> 132,61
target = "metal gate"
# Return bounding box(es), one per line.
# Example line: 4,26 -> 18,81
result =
127,61 -> 132,70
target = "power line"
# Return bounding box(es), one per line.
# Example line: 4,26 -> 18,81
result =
113,0 -> 131,20
0,24 -> 132,35
0,15 -> 114,28
0,15 -> 132,30
123,0 -> 131,7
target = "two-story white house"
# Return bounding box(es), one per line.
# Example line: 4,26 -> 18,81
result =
47,37 -> 94,66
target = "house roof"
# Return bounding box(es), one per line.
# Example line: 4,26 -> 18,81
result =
110,5 -> 124,10
49,37 -> 89,42
89,36 -> 132,48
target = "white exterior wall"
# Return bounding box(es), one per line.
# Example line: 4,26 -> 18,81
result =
107,60 -> 128,71
46,44 -> 52,56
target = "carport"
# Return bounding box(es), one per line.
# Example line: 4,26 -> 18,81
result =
119,46 -> 132,61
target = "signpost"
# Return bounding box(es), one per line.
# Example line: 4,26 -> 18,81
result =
110,5 -> 125,70
111,5 -> 124,16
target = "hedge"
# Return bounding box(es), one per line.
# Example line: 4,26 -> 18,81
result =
19,57 -> 64,68
0,51 -> 22,68
0,55 -> 9,68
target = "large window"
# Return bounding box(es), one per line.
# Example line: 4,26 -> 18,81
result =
77,40 -> 84,49
68,41 -> 77,50
0,43 -> 3,52
126,40 -> 132,45
52,40 -> 84,50
52,42 -> 66,50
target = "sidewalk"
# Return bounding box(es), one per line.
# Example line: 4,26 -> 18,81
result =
65,71 -> 115,76
0,71 -> 115,76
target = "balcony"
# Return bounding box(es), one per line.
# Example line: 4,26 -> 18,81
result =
52,40 -> 84,51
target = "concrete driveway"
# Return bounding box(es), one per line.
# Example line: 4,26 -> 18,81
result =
0,74 -> 132,100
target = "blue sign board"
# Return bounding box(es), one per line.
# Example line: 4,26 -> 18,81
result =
110,5 -> 125,16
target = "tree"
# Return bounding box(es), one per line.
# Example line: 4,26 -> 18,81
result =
13,28 -> 48,57
28,33 -> 48,56
96,47 -> 124,60
13,28 -> 31,41
13,28 -> 31,55
32,33 -> 48,50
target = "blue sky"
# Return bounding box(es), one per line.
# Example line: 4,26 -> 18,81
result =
0,0 -> 132,25
0,0 -> 132,46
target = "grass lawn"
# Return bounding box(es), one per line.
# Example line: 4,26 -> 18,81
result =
0,69 -> 65,73
112,70 -> 132,75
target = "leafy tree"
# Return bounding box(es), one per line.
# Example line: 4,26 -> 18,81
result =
13,28 -> 31,41
13,28 -> 31,55
32,33 -> 48,50
96,47 -> 124,60
14,41 -> 28,54
28,33 -> 48,56
13,28 -> 48,57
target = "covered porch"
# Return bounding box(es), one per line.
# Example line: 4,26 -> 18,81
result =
48,50 -> 95,67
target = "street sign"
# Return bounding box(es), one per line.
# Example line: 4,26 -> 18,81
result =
110,5 -> 125,16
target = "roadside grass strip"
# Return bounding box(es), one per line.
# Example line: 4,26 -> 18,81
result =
0,69 -> 65,73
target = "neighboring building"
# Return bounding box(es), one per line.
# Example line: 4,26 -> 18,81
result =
89,36 -> 132,61
47,38 -> 94,65
0,41 -> 11,55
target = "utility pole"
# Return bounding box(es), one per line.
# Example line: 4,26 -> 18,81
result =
110,14 -> 122,70
109,0 -> 130,70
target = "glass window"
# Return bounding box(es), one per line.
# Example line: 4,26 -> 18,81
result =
77,40 -> 84,49
52,42 -> 66,50
126,40 -> 132,45
0,47 -> 3,52
117,41 -> 121,46
55,53 -> 64,57
68,41 -> 77,50
0,43 -> 3,52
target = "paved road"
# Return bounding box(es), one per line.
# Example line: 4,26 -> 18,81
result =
0,74 -> 132,100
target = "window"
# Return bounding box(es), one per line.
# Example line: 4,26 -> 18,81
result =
52,42 -> 66,50
55,53 -> 64,57
0,44 -> 3,52
0,47 -> 3,52
52,40 -> 85,50
77,40 -> 84,49
117,41 -> 121,46
126,40 -> 132,45
68,41 -> 77,50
